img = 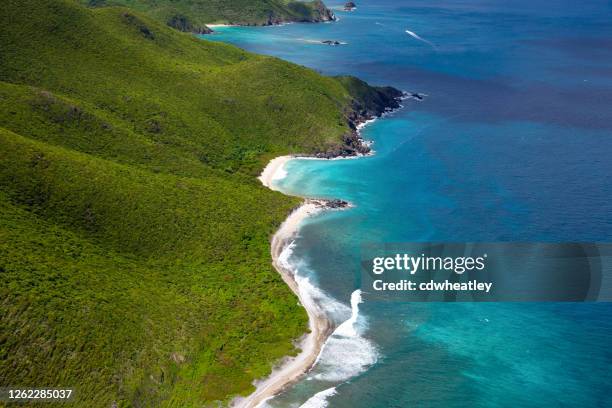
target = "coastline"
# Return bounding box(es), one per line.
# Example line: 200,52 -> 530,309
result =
235,94 -> 406,408
257,156 -> 293,192
232,159 -> 334,408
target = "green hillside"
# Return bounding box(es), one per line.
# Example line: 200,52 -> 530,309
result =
0,0 -> 397,406
81,0 -> 336,33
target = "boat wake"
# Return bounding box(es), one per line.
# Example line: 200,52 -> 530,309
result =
405,29 -> 437,49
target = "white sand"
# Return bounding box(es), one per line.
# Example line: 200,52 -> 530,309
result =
232,158 -> 333,408
257,155 -> 293,191
233,97 -> 405,407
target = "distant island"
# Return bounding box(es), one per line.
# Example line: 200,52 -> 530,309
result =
0,0 -> 401,406
344,1 -> 357,11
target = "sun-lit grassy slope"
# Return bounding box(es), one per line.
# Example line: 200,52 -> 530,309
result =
0,0 -> 371,406
0,126 -> 305,407
1,0 -> 352,175
81,0 -> 335,32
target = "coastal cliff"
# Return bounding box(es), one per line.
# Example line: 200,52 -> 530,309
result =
166,14 -> 213,34
316,76 -> 405,158
247,0 -> 335,26
82,0 -> 336,33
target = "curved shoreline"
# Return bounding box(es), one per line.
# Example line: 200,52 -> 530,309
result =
232,157 -> 334,408
235,97 -> 406,408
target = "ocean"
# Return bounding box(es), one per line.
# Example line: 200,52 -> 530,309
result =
204,1 -> 612,406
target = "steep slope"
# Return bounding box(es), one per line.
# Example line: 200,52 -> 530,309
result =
81,0 -> 335,33
0,0 -> 400,406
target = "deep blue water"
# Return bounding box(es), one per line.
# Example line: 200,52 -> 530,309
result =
204,1 -> 612,406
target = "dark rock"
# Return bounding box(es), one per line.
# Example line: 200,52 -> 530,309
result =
324,199 -> 349,209
192,26 -> 213,34
409,92 -> 425,101
167,15 -> 212,34
226,1 -> 335,27
344,2 -> 357,11
313,130 -> 371,159
312,79 -> 404,159
263,12 -> 284,26
347,85 -> 404,124
309,199 -> 350,209
310,0 -> 336,22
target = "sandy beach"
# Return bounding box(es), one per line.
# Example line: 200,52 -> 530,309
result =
232,157 -> 334,408
257,156 -> 293,192
236,118 -> 385,407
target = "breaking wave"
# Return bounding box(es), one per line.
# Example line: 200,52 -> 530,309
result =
298,387 -> 337,408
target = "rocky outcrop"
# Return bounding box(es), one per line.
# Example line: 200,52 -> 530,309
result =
258,1 -> 335,26
408,92 -> 426,101
308,199 -> 351,209
314,131 -> 372,159
309,0 -> 336,22
313,78 -> 405,159
346,86 -> 404,124
167,15 -> 212,34
87,0 -> 334,32
344,2 -> 357,11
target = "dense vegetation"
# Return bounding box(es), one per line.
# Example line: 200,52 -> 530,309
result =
81,0 -> 335,33
0,0 -> 395,406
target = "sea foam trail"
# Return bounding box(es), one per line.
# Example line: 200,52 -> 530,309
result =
405,29 -> 436,49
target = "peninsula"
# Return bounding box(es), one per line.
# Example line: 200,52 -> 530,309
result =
0,0 -> 402,406
81,0 -> 336,34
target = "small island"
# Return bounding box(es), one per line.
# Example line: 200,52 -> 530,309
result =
344,2 -> 357,11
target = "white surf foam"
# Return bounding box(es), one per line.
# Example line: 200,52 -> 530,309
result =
311,289 -> 378,382
276,240 -> 297,270
279,242 -> 350,321
299,387 -> 337,408
272,165 -> 288,181
334,290 -> 362,337
277,240 -> 378,405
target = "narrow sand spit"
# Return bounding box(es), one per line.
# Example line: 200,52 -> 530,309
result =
232,157 -> 334,408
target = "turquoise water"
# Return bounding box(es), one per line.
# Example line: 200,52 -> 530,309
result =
205,1 -> 612,406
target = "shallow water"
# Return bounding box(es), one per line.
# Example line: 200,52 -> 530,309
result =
205,1 -> 612,406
